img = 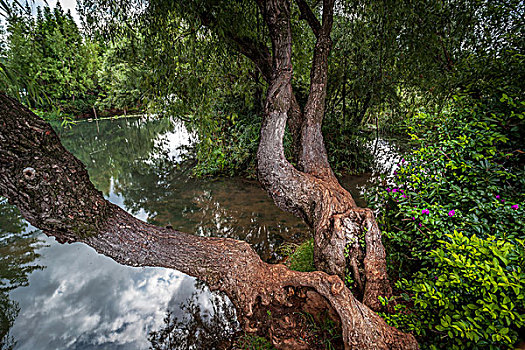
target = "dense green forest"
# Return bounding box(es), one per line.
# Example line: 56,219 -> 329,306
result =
0,2 -> 143,118
1,0 -> 524,349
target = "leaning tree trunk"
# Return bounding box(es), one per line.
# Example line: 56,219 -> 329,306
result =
253,0 -> 391,311
0,93 -> 418,349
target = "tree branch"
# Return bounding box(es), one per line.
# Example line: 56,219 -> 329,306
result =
297,0 -> 336,180
196,8 -> 273,82
321,0 -> 335,34
226,31 -> 273,82
294,0 -> 321,37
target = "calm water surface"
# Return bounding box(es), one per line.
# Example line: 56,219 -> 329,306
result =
0,117 -> 402,349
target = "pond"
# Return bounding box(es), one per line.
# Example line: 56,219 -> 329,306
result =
0,116 -> 402,349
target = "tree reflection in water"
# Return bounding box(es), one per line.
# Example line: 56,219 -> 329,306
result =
0,199 -> 45,349
58,117 -> 309,262
149,282 -> 239,350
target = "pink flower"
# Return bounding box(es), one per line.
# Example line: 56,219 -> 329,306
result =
496,195 -> 500,199
512,204 -> 519,210
412,217 -> 415,220
402,194 -> 407,198
422,209 -> 429,215
448,210 -> 455,217
387,188 -> 391,192
392,189 -> 398,193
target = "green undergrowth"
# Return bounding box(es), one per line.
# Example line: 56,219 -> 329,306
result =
235,334 -> 275,350
300,311 -> 342,350
280,238 -> 315,273
367,94 -> 525,349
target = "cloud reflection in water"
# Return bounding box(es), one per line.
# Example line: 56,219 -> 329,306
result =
9,232 -> 217,349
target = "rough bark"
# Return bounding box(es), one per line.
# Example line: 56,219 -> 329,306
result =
0,92 -> 418,349
254,0 -> 392,311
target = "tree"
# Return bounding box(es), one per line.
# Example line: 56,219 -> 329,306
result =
79,0 -> 395,308
0,0 -> 420,348
0,92 -> 417,348
2,2 -> 100,114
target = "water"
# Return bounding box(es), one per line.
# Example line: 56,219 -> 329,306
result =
0,116 -> 402,349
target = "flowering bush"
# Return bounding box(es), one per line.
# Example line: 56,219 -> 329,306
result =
368,95 -> 525,349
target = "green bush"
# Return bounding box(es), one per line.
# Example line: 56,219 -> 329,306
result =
286,239 -> 315,273
396,232 -> 525,348
368,95 -> 525,349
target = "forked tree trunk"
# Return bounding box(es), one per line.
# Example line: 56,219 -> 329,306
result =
253,0 -> 391,311
0,93 -> 419,349
0,0 -> 406,345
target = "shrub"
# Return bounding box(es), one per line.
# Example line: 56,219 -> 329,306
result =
368,95 -> 525,348
280,239 -> 315,273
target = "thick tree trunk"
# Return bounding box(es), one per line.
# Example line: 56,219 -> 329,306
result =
254,0 -> 392,311
0,92 -> 418,349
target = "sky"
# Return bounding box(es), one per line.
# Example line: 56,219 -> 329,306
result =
42,0 -> 80,22
6,0 -> 80,23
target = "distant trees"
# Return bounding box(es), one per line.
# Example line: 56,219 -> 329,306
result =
0,2 -> 144,117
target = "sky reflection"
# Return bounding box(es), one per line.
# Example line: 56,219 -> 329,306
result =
9,231 -> 214,350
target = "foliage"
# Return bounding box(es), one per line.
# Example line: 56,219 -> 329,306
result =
280,239 -> 315,273
368,95 -> 525,348
11,0 -> 516,178
190,109 -> 261,177
300,311 -> 342,350
0,2 -> 145,118
2,3 -> 97,114
93,38 -> 146,114
235,334 -> 275,350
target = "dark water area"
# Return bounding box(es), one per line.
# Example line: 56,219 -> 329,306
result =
0,116 -> 402,349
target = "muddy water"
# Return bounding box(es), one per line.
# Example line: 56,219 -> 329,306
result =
0,117 -> 401,349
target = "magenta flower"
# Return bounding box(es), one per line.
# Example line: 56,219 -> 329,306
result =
448,210 -> 455,217
496,195 -> 500,199
400,189 -> 404,193
402,194 -> 407,198
401,158 -> 405,163
387,188 -> 391,192
419,223 -> 422,227
422,209 -> 430,215
502,199 -> 505,203
412,217 -> 415,220
512,204 -> 519,210
392,189 -> 398,193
